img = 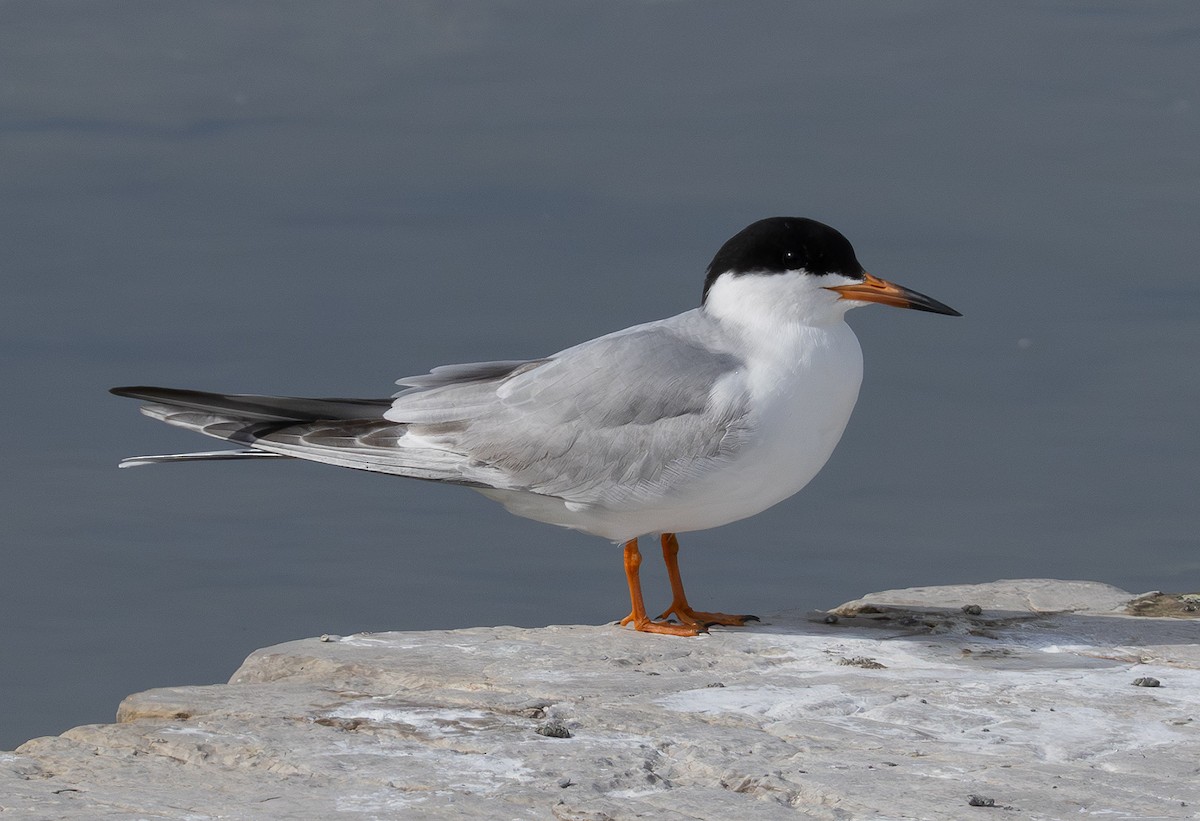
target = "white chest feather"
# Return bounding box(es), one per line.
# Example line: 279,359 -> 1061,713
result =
671,320 -> 862,529
738,322 -> 863,499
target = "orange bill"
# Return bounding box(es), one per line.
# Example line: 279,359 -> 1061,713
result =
826,272 -> 961,316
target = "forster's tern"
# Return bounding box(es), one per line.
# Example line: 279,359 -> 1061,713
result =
112,217 -> 960,636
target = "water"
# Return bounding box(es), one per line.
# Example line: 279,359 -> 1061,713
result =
2,1 -> 1197,751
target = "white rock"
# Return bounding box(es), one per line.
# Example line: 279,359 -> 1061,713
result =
834,578 -> 1136,614
4,580 -> 1199,819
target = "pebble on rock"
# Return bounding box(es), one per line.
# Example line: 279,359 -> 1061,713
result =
536,721 -> 572,738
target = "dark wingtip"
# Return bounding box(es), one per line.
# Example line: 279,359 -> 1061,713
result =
110,386 -> 175,400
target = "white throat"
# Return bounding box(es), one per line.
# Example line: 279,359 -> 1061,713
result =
702,270 -> 860,336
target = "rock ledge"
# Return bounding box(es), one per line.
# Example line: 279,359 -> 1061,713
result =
4,580 -> 1199,819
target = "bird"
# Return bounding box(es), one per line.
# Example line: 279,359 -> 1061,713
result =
111,217 -> 960,637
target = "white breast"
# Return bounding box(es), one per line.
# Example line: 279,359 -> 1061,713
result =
640,320 -> 863,536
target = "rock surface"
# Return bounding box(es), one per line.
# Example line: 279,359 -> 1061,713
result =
4,579 -> 1199,819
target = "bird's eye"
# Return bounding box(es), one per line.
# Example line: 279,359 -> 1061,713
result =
782,250 -> 798,267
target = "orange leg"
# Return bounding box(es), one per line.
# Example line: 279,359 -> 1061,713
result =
618,539 -> 705,636
655,533 -> 758,627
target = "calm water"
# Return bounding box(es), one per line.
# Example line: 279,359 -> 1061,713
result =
2,2 -> 1198,750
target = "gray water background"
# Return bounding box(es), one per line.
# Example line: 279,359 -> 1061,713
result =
2,2 -> 1197,750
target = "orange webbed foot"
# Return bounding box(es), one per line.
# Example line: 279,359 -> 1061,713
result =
656,604 -> 759,628
654,533 -> 757,628
618,611 -> 708,637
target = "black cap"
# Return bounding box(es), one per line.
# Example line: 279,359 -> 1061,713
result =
702,217 -> 865,304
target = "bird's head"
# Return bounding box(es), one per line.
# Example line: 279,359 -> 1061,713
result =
701,217 -> 960,326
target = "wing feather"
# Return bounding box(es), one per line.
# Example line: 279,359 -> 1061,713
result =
394,359 -> 546,390
384,311 -> 753,506
115,311 -> 753,510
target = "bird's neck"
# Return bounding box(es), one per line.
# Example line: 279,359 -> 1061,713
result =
702,272 -> 852,348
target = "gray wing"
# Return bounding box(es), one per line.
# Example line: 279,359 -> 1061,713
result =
385,314 -> 754,506
395,360 -> 547,390
114,314 -> 754,506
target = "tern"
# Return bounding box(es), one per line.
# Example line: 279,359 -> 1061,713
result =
112,217 -> 960,636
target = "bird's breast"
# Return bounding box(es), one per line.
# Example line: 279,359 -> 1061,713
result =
678,322 -> 864,528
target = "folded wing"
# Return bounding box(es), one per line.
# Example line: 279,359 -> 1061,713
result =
112,313 -> 753,508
